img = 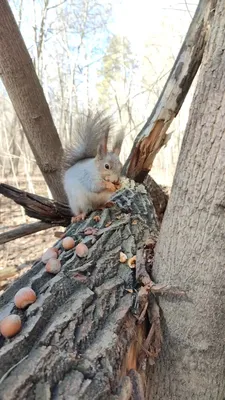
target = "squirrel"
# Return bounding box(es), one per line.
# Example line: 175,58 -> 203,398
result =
62,110 -> 124,222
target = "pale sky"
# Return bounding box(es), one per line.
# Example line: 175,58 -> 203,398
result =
10,0 -> 197,55
110,0 -> 197,51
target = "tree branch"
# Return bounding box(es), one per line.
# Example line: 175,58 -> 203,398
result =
0,222 -> 59,245
0,183 -> 71,225
123,0 -> 215,182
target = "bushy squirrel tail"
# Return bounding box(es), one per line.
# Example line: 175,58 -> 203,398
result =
62,110 -> 112,171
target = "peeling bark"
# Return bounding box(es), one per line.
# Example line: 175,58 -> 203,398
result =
0,181 -> 159,399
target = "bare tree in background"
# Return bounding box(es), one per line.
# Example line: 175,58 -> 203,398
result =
0,0 -> 66,202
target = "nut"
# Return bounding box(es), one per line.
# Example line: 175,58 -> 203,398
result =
14,287 -> 37,309
0,315 -> 22,338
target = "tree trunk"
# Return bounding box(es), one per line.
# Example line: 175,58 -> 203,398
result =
147,1 -> 225,398
0,181 -> 159,399
0,0 -> 66,203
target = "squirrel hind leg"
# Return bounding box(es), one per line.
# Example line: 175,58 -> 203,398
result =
71,213 -> 87,223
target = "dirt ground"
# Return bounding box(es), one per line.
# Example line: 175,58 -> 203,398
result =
0,178 -> 64,294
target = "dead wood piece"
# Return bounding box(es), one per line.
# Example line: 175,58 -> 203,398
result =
0,183 -> 71,225
0,222 -> 58,245
123,0 -> 215,181
138,299 -> 162,367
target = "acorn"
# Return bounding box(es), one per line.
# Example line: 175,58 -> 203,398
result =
42,247 -> 58,263
75,243 -> 89,258
62,237 -> 75,250
46,259 -> 61,274
0,315 -> 22,338
14,287 -> 37,309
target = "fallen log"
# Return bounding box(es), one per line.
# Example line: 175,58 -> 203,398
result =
0,181 -> 160,399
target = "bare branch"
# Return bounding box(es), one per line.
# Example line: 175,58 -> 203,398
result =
0,222 -> 59,245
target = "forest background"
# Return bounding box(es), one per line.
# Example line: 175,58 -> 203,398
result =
0,0 -> 197,286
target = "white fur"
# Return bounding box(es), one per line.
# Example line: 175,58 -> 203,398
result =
63,158 -> 112,216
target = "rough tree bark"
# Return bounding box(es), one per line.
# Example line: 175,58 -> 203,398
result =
123,0 -> 216,182
0,0 -> 66,203
0,182 -> 160,399
147,1 -> 225,398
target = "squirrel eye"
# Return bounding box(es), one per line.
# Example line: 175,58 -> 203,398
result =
104,163 -> 110,170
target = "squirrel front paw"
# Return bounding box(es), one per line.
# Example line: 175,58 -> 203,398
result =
71,213 -> 87,223
103,180 -> 117,192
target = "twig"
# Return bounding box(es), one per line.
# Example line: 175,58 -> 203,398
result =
0,355 -> 28,385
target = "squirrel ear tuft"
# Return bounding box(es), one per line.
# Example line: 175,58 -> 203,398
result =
97,128 -> 109,159
112,129 -> 124,156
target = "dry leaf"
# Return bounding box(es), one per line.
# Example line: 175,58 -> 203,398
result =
93,215 -> 101,222
132,220 -> 138,225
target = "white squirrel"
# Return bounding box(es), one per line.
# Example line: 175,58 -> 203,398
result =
62,110 -> 124,222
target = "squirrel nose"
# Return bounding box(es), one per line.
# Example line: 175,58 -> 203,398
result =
113,177 -> 120,184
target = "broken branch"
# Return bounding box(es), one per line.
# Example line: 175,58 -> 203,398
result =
0,183 -> 71,225
123,0 -> 215,181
